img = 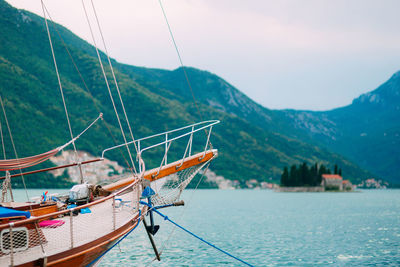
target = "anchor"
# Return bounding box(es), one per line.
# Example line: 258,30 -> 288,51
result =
141,186 -> 161,261
140,186 -> 186,261
141,186 -> 160,235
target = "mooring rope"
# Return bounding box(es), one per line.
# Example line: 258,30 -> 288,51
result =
145,162 -> 212,266
140,201 -> 254,267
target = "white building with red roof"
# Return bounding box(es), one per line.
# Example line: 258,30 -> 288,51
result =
321,174 -> 343,191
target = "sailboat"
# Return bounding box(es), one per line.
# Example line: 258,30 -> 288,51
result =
0,1 -> 219,266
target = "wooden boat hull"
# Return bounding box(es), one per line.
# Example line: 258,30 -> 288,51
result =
0,133 -> 218,266
0,180 -> 144,267
18,216 -> 140,267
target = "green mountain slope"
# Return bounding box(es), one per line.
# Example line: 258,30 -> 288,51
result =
120,50 -> 400,184
280,72 -> 400,183
0,0 -> 372,188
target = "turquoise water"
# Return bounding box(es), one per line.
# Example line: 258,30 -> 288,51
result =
13,189 -> 400,266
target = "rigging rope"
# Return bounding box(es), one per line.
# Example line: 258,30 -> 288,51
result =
0,110 -> 12,202
41,0 -> 84,183
0,113 -> 102,171
41,4 -> 134,172
157,0 -> 213,150
1,171 -> 12,202
81,0 -> 137,175
0,96 -> 29,202
0,97 -> 48,261
0,114 -> 6,160
157,0 -> 200,119
146,163 -> 211,266
89,0 -> 140,159
140,202 -> 254,267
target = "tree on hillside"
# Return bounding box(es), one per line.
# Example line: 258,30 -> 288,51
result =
300,162 -> 309,185
289,164 -> 298,186
319,164 -> 327,177
310,163 -> 319,185
280,162 -> 340,187
281,166 -> 289,186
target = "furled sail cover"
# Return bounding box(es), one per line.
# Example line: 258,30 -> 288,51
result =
0,147 -> 61,171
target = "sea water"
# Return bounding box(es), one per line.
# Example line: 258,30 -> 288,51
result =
13,189 -> 400,266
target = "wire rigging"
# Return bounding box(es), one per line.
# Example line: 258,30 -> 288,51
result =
0,98 -> 49,263
157,0 -> 212,150
146,163 -> 212,266
40,4 -> 134,171
0,96 -> 27,202
89,0 -> 140,159
81,0 -> 137,175
0,114 -> 6,160
142,2 -> 219,263
40,0 -> 84,183
157,0 -> 201,121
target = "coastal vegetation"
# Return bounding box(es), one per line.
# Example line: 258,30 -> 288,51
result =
280,162 -> 342,187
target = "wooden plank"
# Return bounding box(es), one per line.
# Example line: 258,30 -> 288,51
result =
30,204 -> 58,217
0,202 -> 41,210
103,149 -> 217,192
0,180 -> 141,230
145,149 -> 216,182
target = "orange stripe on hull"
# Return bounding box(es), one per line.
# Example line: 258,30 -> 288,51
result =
103,149 -> 217,192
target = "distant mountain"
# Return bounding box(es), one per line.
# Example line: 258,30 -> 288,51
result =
281,72 -> 400,183
0,0 -> 372,188
122,55 -> 400,184
117,66 -> 294,136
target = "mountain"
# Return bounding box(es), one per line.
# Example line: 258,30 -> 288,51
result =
280,72 -> 400,183
124,42 -> 400,184
0,0 -> 372,188
121,54 -> 400,184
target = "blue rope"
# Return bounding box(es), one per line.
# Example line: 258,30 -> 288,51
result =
88,210 -> 141,266
139,201 -> 254,267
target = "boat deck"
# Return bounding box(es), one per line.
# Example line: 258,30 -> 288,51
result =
0,188 -> 140,266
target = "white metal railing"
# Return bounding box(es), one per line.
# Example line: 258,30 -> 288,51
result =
0,121 -> 219,266
102,120 -> 219,176
0,180 -> 141,266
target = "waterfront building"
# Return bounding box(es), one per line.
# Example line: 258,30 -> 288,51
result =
321,174 -> 343,191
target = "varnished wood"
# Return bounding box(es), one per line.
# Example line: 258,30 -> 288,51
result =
30,204 -> 58,217
0,180 -> 140,231
17,207 -> 145,267
1,149 -> 217,266
0,202 -> 41,210
103,149 -> 217,192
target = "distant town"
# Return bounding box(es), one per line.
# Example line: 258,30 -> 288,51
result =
51,151 -> 390,190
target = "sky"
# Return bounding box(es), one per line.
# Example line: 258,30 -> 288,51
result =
6,0 -> 400,110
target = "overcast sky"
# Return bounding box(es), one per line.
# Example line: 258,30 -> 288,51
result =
6,0 -> 400,110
